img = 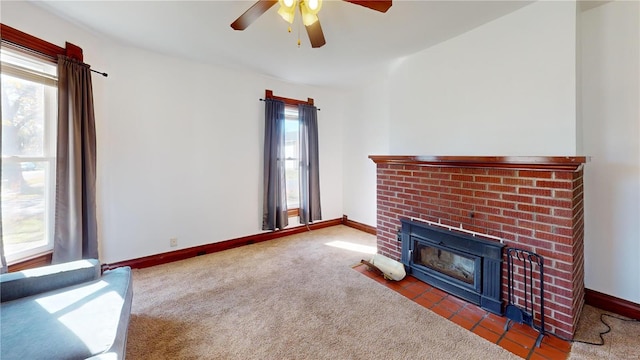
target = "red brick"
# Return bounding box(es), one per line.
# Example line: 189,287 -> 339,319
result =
465,168 -> 488,175
553,243 -> 573,254
440,180 -> 462,188
402,188 -> 420,196
519,170 -> 553,178
536,215 -> 573,228
440,193 -> 461,202
555,227 -> 575,237
554,208 -> 573,218
518,220 -> 552,233
403,165 -> 421,172
463,182 -> 488,190
537,180 -> 573,189
503,194 -> 534,204
488,184 -> 517,193
487,214 -> 517,226
487,199 -> 516,209
404,176 -> 423,184
554,261 -> 577,274
475,176 -> 502,184
535,197 -> 572,209
430,185 -> 452,193
474,205 -> 502,215
441,168 -> 463,174
413,194 -> 437,203
536,231 -> 573,245
451,174 -> 474,182
544,268 -> 572,281
518,187 -> 553,197
450,188 -> 474,197
537,249 -> 573,263
554,190 -> 573,199
517,204 -> 551,214
430,172 -> 451,180
551,294 -> 574,308
467,221 -> 502,232
475,191 -> 502,199
449,201 -> 475,211
503,210 -> 534,221
487,169 -> 517,177
503,178 -> 534,186
554,172 -> 575,180
502,225 -> 533,237
461,196 -> 487,205
418,178 -> 440,186
516,236 -> 554,250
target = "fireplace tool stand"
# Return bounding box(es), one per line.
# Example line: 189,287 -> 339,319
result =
504,248 -> 546,348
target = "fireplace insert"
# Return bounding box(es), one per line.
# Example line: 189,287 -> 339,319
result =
400,218 -> 505,315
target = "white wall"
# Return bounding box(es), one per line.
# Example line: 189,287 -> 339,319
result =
387,1 -> 578,155
581,1 -> 640,304
342,76 -> 391,226
2,1 -> 347,264
342,1 -> 579,221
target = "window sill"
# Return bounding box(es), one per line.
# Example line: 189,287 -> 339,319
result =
287,208 -> 300,217
7,251 -> 53,272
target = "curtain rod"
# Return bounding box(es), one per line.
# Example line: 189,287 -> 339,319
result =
90,69 -> 108,77
2,41 -> 108,77
259,98 -> 321,111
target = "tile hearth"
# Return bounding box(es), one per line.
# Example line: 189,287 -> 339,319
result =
354,264 -> 572,360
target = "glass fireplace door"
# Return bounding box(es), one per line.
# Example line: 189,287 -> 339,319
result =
414,242 -> 479,289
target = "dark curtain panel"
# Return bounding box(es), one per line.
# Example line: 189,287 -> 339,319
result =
262,99 -> 289,230
298,104 -> 322,225
53,55 -> 98,263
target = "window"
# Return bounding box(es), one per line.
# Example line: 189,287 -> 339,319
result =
1,48 -> 57,264
284,105 -> 300,214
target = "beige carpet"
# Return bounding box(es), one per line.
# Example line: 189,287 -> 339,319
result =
569,305 -> 640,360
126,225 -> 640,359
126,226 -> 519,359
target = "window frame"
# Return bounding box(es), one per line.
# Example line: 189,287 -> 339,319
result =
0,23 -> 84,270
264,89 -> 315,218
2,48 -> 58,264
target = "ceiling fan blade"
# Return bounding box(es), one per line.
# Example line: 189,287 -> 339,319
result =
230,0 -> 278,30
305,19 -> 326,48
342,0 -> 392,13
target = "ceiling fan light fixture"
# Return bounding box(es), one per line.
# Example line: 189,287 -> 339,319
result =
305,0 -> 322,12
301,11 -> 318,26
300,0 -> 321,26
277,7 -> 296,23
278,0 -> 298,23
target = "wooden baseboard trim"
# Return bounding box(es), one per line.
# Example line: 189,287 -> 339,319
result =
102,217 -> 343,271
342,215 -> 376,235
584,288 -> 640,320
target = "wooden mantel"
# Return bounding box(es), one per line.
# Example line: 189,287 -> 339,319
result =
369,155 -> 589,171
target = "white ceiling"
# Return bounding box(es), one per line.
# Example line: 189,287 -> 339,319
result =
34,0 -> 535,87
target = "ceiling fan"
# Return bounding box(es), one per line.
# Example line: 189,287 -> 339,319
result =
230,0 -> 392,48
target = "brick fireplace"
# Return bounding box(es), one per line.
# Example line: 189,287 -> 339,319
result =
369,155 -> 588,339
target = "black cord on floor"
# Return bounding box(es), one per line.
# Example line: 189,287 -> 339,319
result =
549,313 -> 640,346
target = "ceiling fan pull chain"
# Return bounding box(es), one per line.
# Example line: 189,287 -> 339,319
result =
297,13 -> 301,48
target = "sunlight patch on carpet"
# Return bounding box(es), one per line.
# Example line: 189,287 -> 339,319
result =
324,241 -> 376,254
